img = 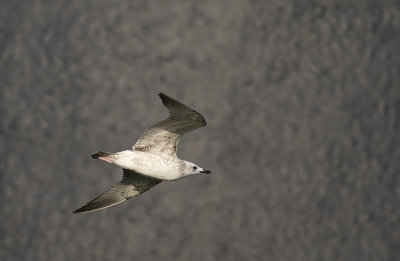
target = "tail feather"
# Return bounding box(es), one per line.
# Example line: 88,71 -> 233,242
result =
91,151 -> 110,159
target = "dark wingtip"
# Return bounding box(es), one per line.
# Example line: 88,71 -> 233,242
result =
73,208 -> 88,214
73,205 -> 93,214
91,151 -> 108,159
73,207 -> 82,214
158,92 -> 169,105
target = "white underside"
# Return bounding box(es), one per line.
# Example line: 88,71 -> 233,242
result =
111,150 -> 183,181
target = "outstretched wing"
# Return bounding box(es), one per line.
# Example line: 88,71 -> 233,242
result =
133,93 -> 207,156
73,169 -> 161,214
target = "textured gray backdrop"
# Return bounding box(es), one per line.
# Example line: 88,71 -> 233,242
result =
1,0 -> 400,260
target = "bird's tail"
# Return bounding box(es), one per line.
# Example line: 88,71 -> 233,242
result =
91,151 -> 110,159
91,151 -> 116,163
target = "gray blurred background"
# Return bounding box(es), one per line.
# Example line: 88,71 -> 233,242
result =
1,0 -> 400,260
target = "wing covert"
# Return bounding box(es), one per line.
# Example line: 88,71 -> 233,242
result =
133,93 -> 207,156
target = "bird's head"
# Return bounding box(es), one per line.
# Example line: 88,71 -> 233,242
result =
182,161 -> 211,177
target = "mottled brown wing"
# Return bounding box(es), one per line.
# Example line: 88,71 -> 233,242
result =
133,93 -> 207,156
73,169 -> 161,214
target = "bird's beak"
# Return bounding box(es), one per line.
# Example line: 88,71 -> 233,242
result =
200,168 -> 211,174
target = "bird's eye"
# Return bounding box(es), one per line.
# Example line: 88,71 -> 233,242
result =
193,166 -> 197,170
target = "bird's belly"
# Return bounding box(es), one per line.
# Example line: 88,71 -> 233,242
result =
116,153 -> 181,180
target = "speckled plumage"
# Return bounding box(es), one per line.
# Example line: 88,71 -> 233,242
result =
74,93 -> 209,214
133,93 -> 206,156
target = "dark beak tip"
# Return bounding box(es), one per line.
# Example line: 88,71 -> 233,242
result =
202,169 -> 211,174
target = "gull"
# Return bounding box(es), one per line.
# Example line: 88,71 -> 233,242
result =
73,93 -> 211,214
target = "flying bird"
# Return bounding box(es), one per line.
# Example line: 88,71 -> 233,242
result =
73,93 -> 210,214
